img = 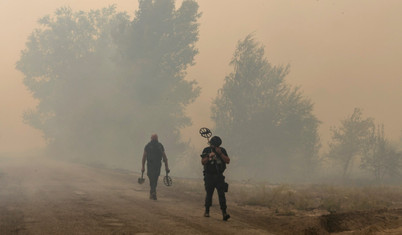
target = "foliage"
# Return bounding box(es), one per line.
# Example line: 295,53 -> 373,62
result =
361,124 -> 402,181
113,0 -> 201,158
17,6 -> 129,161
16,1 -> 201,168
211,34 -> 321,180
327,108 -> 374,178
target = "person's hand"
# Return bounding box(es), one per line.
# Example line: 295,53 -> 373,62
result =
208,152 -> 217,161
141,167 -> 145,173
215,147 -> 222,155
166,168 -> 170,173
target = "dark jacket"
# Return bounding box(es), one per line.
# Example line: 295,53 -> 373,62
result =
201,147 -> 227,174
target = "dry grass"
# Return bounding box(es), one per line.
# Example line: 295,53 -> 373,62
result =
171,177 -> 402,214
230,182 -> 402,213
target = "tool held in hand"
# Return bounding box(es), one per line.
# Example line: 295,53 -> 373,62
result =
138,171 -> 145,184
200,127 -> 213,159
163,169 -> 172,186
199,127 -> 212,143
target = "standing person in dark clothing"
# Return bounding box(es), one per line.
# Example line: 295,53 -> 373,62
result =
201,136 -> 231,221
141,134 -> 169,200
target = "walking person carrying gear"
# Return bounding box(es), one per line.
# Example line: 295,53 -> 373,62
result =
201,136 -> 231,221
141,134 -> 169,200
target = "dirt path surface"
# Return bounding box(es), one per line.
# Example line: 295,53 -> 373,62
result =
1,156 -> 402,235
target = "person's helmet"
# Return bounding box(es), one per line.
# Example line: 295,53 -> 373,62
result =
210,136 -> 222,147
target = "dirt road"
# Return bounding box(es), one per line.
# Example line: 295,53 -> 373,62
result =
0,156 -> 275,234
1,156 -> 402,235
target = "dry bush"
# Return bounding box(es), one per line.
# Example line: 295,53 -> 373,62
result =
227,182 -> 402,214
167,177 -> 402,214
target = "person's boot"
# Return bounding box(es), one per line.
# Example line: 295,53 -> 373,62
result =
204,208 -> 210,217
222,210 -> 230,221
150,192 -> 157,200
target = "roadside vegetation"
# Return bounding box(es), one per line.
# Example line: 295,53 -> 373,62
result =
169,177 -> 402,215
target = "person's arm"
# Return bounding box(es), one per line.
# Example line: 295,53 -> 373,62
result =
141,151 -> 146,172
215,147 -> 230,164
201,155 -> 209,165
201,148 -> 212,165
162,152 -> 169,172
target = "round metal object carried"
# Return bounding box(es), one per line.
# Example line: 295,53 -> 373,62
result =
163,170 -> 172,186
163,175 -> 172,186
199,127 -> 212,139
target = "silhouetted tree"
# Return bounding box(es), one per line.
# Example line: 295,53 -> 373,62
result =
327,108 -> 374,178
16,1 -> 201,168
211,35 -> 321,180
17,6 -> 129,162
361,124 -> 402,181
113,0 -> 201,161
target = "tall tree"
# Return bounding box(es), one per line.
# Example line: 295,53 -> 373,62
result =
17,6 -> 130,162
211,35 -> 321,180
360,124 -> 402,181
327,108 -> 374,178
16,1 -> 201,168
113,0 -> 201,162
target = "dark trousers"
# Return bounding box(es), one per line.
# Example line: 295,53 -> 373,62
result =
147,165 -> 161,194
204,173 -> 227,211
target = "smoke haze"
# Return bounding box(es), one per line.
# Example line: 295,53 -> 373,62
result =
1,0 -> 402,159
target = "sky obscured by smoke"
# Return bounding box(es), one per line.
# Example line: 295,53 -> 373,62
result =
1,0 -> 402,154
